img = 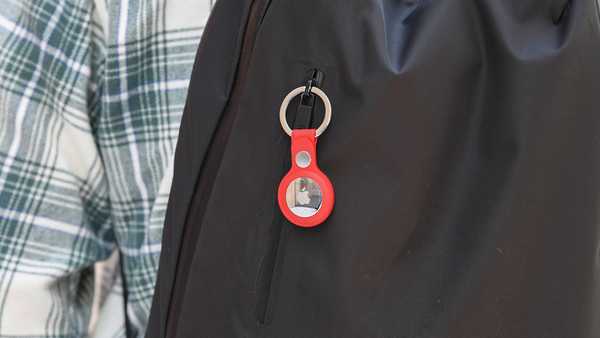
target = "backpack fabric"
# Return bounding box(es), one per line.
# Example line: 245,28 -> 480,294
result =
147,1 -> 600,337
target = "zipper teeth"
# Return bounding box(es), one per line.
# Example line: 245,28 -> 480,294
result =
164,1 -> 266,336
255,218 -> 287,325
255,68 -> 325,325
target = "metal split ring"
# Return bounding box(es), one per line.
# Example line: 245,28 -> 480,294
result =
279,86 -> 332,137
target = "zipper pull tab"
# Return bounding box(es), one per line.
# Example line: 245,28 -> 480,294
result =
293,69 -> 325,129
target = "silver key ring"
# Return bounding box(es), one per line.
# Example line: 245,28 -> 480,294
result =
279,86 -> 332,137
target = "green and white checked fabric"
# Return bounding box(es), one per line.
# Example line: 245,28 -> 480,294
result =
0,0 -> 213,336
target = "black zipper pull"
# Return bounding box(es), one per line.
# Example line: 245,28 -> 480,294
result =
293,68 -> 325,129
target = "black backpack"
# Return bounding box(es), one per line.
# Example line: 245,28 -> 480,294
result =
148,0 -> 600,337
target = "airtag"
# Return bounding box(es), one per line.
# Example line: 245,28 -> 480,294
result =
277,86 -> 334,228
286,177 -> 323,217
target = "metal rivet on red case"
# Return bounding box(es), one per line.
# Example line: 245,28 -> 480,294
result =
277,86 -> 334,228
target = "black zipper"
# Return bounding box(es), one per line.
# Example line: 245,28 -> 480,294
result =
164,1 -> 271,336
255,69 -> 325,325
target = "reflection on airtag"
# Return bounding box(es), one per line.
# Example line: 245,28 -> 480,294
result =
285,177 -> 323,218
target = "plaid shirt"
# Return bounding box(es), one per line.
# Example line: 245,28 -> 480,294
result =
0,0 -> 213,336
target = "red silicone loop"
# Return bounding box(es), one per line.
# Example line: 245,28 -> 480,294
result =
277,129 -> 334,228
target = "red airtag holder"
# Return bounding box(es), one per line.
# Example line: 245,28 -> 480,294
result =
277,86 -> 334,228
277,129 -> 335,228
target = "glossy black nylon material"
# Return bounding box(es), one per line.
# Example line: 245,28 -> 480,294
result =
148,1 -> 600,337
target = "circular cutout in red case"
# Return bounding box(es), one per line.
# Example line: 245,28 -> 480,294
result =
277,129 -> 334,227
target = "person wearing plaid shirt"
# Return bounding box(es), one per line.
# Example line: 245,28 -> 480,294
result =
0,0 -> 213,336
